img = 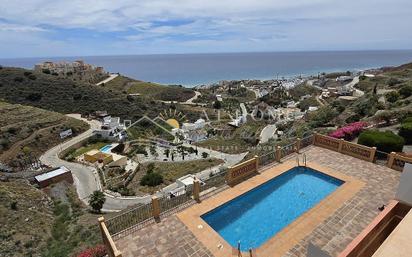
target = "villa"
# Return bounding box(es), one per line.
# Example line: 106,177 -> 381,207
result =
84,149 -> 127,168
94,116 -> 127,141
97,134 -> 412,257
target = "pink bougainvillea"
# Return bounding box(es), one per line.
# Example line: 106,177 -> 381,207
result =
329,121 -> 368,140
76,245 -> 106,257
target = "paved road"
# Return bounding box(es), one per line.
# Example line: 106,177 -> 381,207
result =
347,76 -> 364,97
259,124 -> 277,144
96,73 -> 119,86
40,115 -> 101,202
40,114 -> 247,211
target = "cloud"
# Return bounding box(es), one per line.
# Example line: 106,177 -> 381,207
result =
0,0 -> 411,57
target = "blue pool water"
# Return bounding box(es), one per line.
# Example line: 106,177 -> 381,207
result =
100,144 -> 112,153
201,167 -> 343,251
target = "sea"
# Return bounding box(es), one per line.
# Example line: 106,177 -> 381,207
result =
1,50 -> 412,87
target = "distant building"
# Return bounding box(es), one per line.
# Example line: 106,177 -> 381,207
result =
35,166 -> 73,188
34,60 -> 108,83
336,76 -> 353,82
93,116 -> 127,141
84,150 -> 127,168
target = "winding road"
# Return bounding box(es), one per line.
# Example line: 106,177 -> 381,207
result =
40,114 -> 246,211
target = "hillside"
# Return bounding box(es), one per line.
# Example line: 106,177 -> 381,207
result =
0,67 -> 166,120
103,75 -> 195,102
0,180 -> 54,257
0,101 -> 89,167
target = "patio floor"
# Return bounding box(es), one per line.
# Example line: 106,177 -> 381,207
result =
115,146 -> 401,257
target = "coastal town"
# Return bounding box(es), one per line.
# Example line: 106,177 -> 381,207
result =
1,52 -> 412,257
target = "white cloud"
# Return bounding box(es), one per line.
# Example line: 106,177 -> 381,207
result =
0,0 -> 411,57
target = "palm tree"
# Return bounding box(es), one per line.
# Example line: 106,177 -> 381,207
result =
89,191 -> 106,213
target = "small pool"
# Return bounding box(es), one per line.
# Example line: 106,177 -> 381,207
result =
100,144 -> 112,153
201,166 -> 343,251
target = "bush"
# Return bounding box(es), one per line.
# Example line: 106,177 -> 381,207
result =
358,130 -> 405,153
386,91 -> 400,103
76,244 -> 106,257
25,92 -> 42,101
140,172 -> 163,186
329,121 -> 368,140
399,122 -> 412,144
14,76 -> 24,82
387,77 -> 401,87
399,85 -> 412,98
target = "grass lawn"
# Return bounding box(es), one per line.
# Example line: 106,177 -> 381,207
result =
127,158 -> 224,194
71,142 -> 108,158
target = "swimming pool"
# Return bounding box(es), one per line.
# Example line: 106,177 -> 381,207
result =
201,166 -> 343,251
100,144 -> 112,153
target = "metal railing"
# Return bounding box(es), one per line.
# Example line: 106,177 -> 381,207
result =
105,203 -> 153,237
258,151 -> 276,166
200,169 -> 228,193
159,185 -> 194,214
281,142 -> 296,158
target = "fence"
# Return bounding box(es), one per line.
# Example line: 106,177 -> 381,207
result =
387,153 -> 412,171
226,157 -> 259,185
105,203 -> 153,237
100,131 -> 409,253
98,217 -> 123,257
313,133 -> 376,162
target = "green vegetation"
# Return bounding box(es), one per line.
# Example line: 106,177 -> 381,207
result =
399,118 -> 412,144
358,130 -> 405,153
307,106 -> 338,128
0,181 -> 102,257
297,97 -> 320,111
0,67 -> 166,120
196,121 -> 266,154
0,180 -> 54,257
104,75 -> 195,102
65,138 -> 109,160
127,118 -> 174,141
129,158 -> 223,194
88,191 -> 106,213
140,172 -> 164,187
0,101 -> 89,167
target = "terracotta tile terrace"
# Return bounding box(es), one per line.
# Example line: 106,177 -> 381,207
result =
113,145 -> 401,257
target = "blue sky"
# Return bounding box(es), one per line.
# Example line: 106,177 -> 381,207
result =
0,0 -> 412,58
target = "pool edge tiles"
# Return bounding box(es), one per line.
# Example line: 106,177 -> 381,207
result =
177,161 -> 365,257
200,166 -> 344,251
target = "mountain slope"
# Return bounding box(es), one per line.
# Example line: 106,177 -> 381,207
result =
0,101 -> 89,167
0,67 -> 166,120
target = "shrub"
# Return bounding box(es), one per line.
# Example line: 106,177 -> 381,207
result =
358,130 -> 405,153
329,121 -> 368,140
387,77 -> 401,87
76,244 -> 106,257
402,117 -> 412,123
386,91 -> 400,103
140,172 -> 163,186
42,69 -> 51,74
399,122 -> 412,144
28,74 -> 37,80
399,85 -> 412,98
14,76 -> 24,82
202,152 -> 209,158
25,92 -> 42,101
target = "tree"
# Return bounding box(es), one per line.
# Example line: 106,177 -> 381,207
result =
88,191 -> 106,213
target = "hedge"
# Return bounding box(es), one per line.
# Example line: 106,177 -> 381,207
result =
358,130 -> 405,153
399,122 -> 412,144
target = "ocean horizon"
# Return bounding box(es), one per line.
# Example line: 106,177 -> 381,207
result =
2,50 -> 412,87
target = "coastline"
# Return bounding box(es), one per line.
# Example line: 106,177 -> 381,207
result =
1,50 -> 412,88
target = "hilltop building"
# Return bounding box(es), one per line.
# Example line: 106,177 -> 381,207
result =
34,60 -> 108,83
